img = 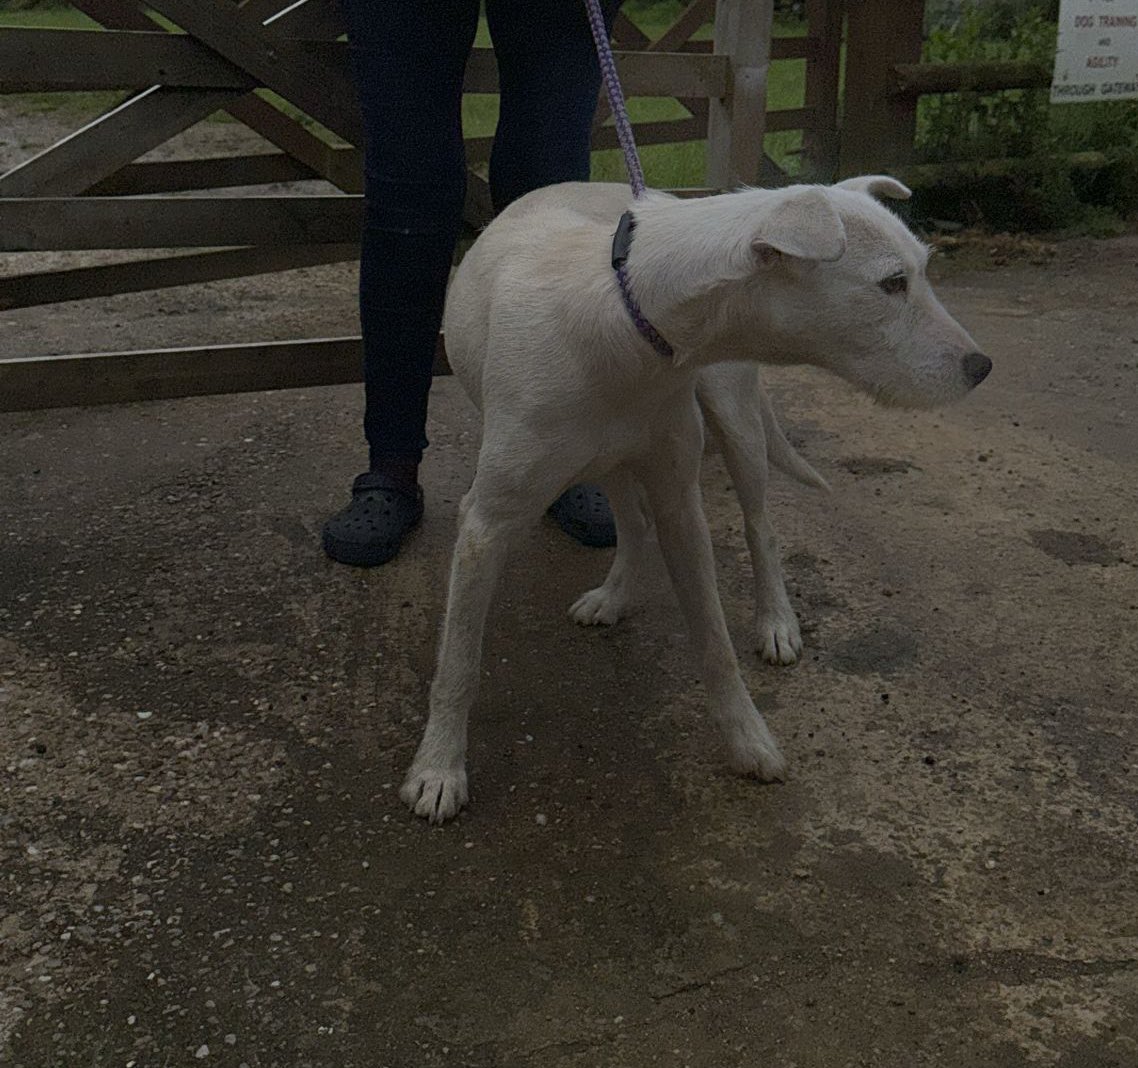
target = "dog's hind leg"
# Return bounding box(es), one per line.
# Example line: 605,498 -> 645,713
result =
698,368 -> 803,666
635,411 -> 787,782
400,468 -> 541,823
569,466 -> 649,626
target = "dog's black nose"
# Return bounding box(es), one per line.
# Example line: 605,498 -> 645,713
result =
962,352 -> 992,387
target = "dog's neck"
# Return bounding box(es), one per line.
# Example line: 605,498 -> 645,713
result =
622,191 -> 781,364
612,213 -> 676,360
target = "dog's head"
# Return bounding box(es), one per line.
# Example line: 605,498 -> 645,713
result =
654,177 -> 991,408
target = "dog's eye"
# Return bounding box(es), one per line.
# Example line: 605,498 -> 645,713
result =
879,274 -> 908,296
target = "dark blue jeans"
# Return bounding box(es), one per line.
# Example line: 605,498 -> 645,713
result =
339,0 -> 622,468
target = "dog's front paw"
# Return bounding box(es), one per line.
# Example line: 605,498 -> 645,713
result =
756,609 -> 802,666
400,765 -> 469,824
569,586 -> 625,626
725,721 -> 788,782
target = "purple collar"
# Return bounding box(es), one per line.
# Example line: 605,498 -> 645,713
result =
611,211 -> 674,360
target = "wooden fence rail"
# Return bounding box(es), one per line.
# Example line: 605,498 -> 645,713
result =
0,0 -> 1081,412
4,0 -> 826,411
891,60 -> 1053,96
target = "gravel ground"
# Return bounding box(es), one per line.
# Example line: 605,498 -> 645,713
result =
2,104 -> 1137,1067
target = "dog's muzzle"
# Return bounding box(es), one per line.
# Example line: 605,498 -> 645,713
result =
962,352 -> 992,388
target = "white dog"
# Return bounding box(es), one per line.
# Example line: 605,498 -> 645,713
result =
401,177 -> 990,822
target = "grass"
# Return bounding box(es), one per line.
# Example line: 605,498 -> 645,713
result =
463,12 -> 810,186
0,7 -> 99,29
0,4 -> 810,186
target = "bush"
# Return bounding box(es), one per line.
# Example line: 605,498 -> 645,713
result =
913,1 -> 1138,231
918,5 -> 1055,163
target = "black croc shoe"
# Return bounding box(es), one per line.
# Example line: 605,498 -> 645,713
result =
548,483 -> 617,548
322,471 -> 424,567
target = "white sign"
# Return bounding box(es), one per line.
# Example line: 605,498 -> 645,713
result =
1051,0 -> 1138,102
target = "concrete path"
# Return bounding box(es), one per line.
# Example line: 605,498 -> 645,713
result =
2,237 -> 1136,1066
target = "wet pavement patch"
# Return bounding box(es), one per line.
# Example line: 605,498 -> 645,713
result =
827,625 -> 920,677
840,456 -> 919,477
1029,529 -> 1123,566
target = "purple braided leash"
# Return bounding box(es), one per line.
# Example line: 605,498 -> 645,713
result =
583,0 -> 674,358
614,262 -> 672,355
584,0 -> 646,199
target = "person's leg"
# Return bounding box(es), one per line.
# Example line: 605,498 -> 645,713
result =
485,0 -> 622,212
343,0 -> 478,471
486,0 -> 623,547
324,1 -> 479,566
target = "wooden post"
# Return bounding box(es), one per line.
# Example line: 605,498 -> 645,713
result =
707,0 -> 774,188
839,0 -> 924,176
802,0 -> 843,180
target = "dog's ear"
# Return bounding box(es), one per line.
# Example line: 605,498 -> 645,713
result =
835,175 -> 912,201
751,187 -> 846,264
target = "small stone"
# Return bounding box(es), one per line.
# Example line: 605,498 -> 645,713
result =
534,813 -> 548,826
136,711 -> 152,720
195,1045 -> 210,1059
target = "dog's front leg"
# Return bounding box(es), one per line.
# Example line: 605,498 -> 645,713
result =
698,370 -> 802,665
569,466 -> 649,626
400,494 -> 515,823
710,428 -> 802,667
636,431 -> 787,781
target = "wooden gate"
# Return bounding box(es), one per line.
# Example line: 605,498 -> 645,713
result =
0,0 -> 843,411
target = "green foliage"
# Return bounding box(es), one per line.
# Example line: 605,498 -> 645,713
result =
919,5 -> 1056,162
914,2 -> 1138,231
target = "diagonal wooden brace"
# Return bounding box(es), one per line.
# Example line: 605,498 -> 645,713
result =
0,0 -> 358,197
0,86 -> 241,198
140,0 -> 362,144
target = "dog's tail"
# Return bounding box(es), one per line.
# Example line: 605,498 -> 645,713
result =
760,388 -> 830,492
